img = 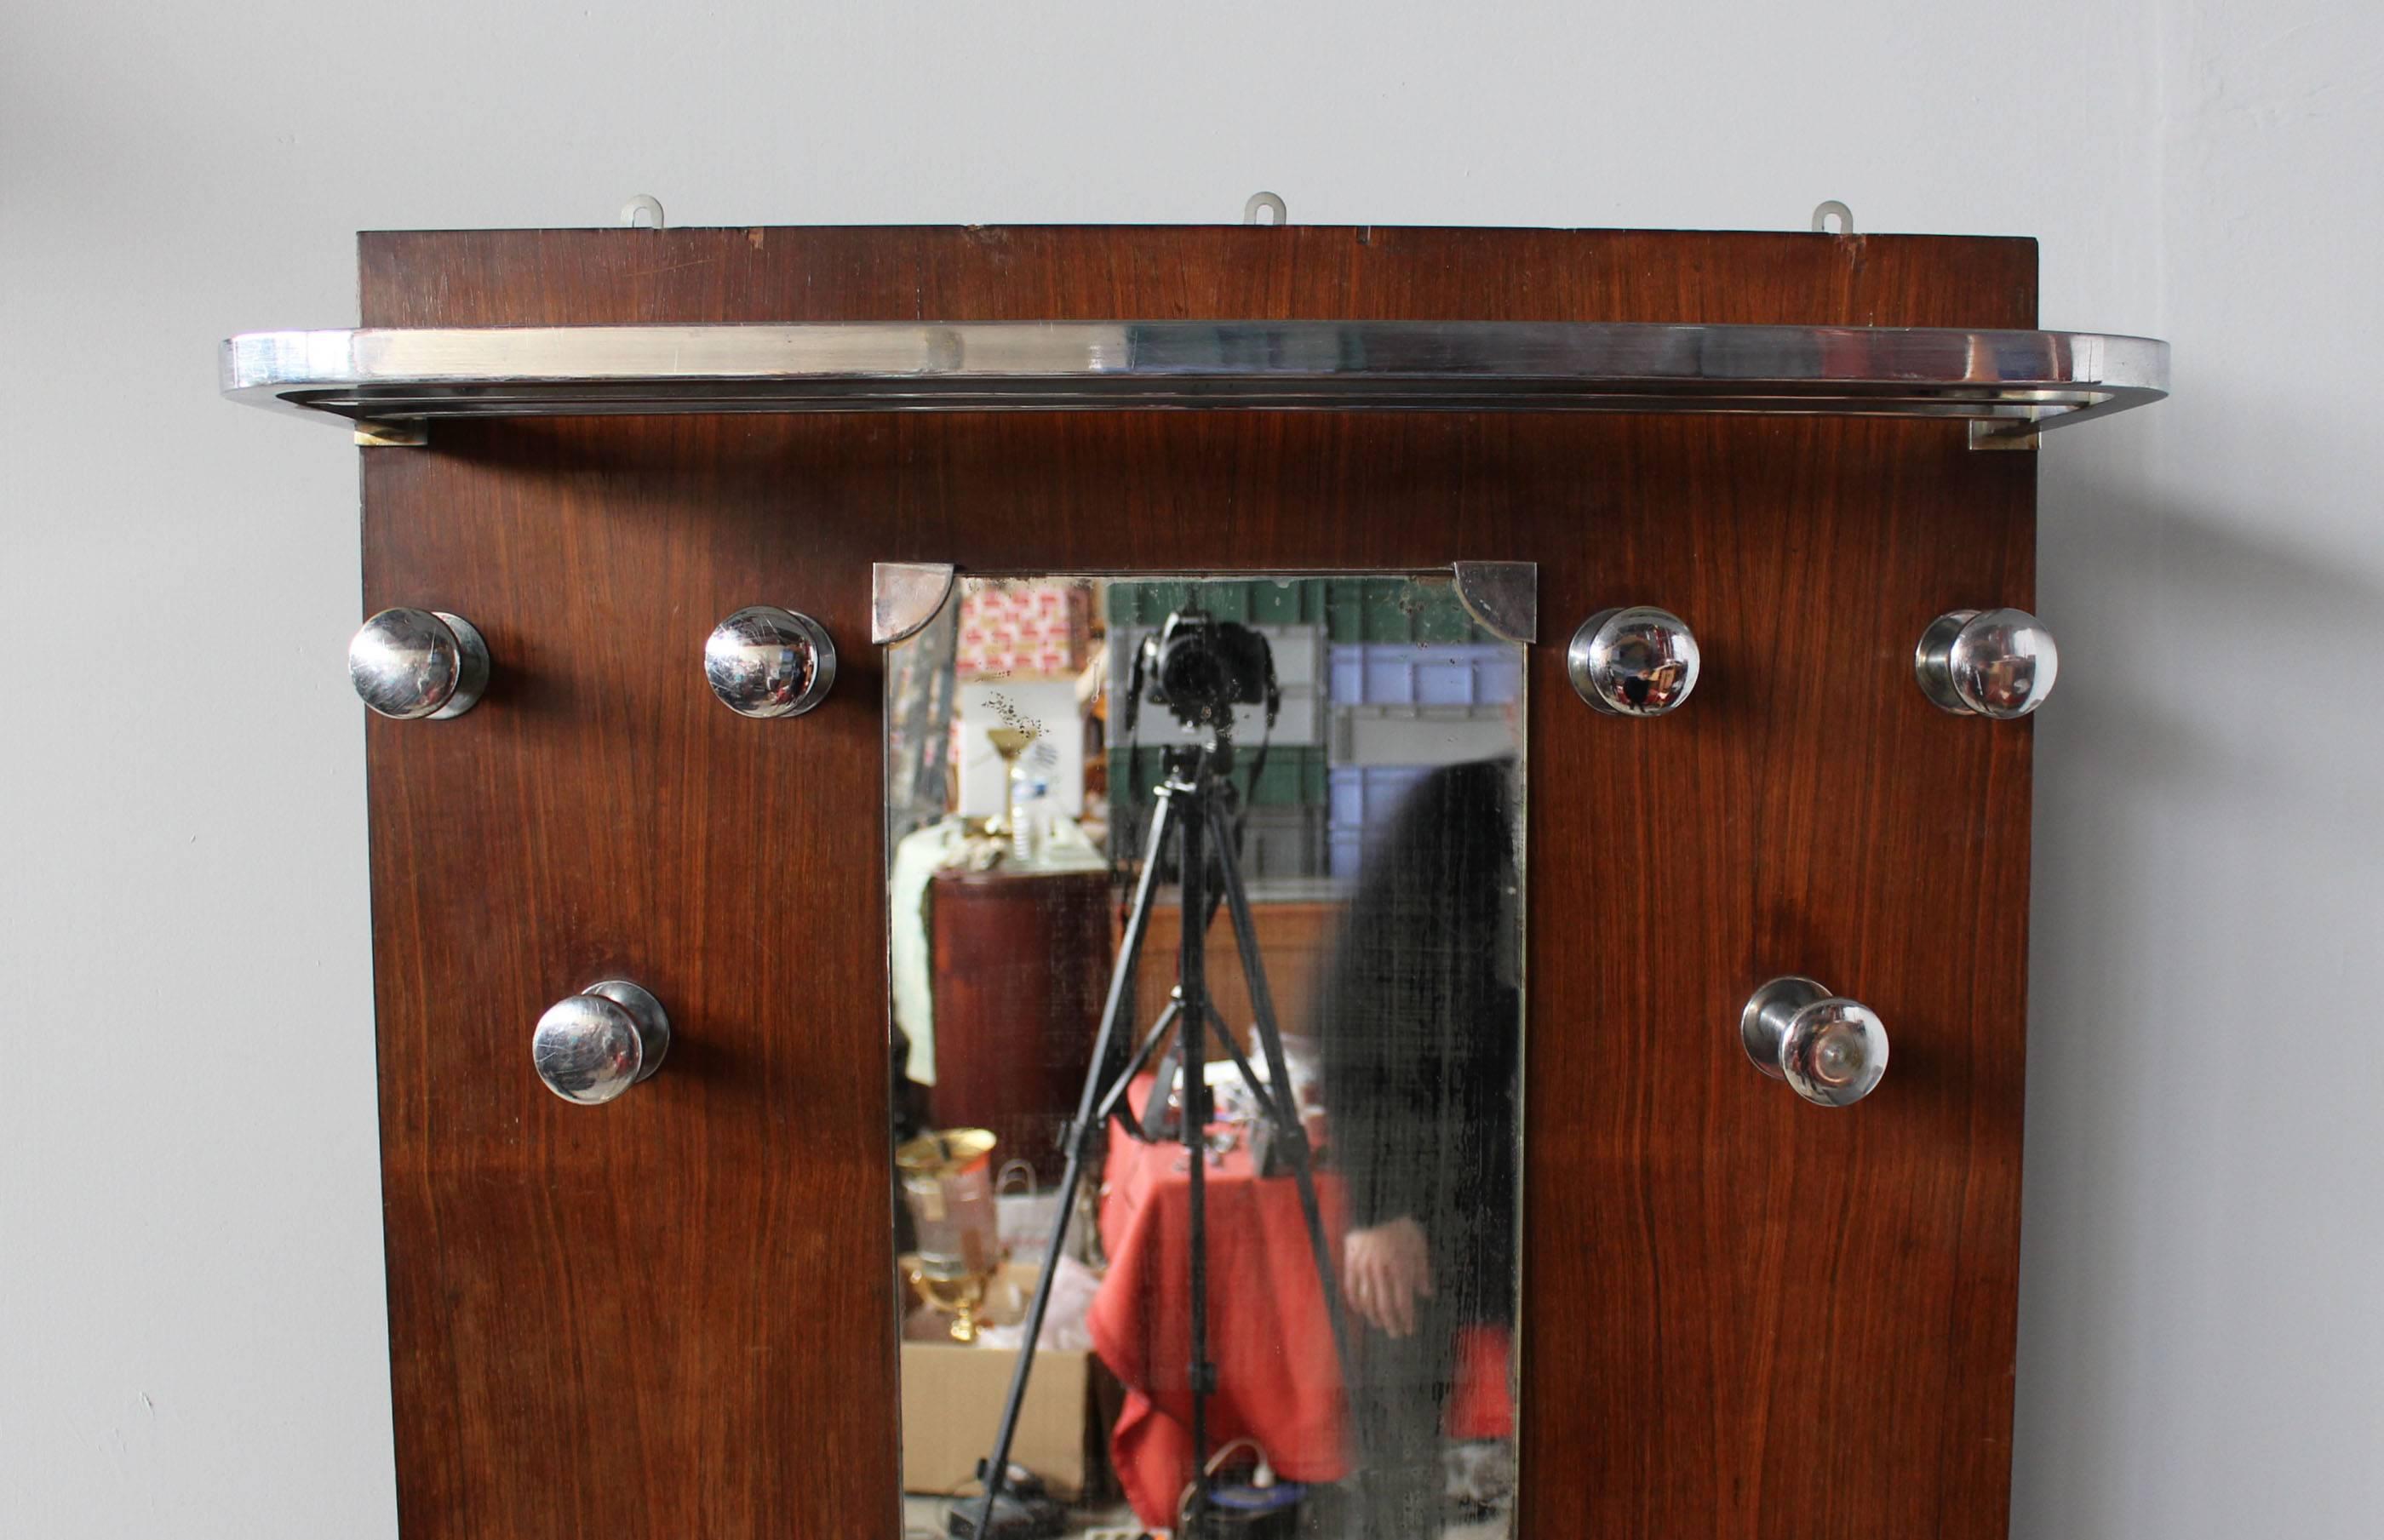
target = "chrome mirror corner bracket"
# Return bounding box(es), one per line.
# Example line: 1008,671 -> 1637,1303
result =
872,563 -> 958,646
1452,561 -> 1538,644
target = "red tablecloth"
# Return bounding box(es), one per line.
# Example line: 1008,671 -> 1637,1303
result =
1088,1117 -> 1353,1529
1085,1091 -> 1516,1529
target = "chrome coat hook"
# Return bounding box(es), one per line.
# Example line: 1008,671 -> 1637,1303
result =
1567,606 -> 1701,716
533,981 -> 671,1105
1915,608 -> 2059,718
1742,976 -> 1888,1107
705,605 -> 837,718
349,608 -> 489,720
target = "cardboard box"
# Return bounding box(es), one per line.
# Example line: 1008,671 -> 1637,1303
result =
899,1265 -> 1097,1500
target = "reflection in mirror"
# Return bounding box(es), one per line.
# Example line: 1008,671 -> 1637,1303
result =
885,575 -> 1525,1540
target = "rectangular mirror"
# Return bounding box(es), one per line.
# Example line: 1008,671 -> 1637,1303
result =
885,573 -> 1526,1539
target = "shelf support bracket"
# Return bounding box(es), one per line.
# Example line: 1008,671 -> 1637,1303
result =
353,419 -> 428,448
1969,421 -> 2040,452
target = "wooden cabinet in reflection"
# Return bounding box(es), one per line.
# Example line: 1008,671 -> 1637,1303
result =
927,868 -> 1111,1182
927,873 -> 1339,1182
1124,900 -> 1340,1053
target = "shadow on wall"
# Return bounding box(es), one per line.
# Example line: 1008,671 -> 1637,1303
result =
2038,489 -> 2380,812
2017,439 -> 2384,1535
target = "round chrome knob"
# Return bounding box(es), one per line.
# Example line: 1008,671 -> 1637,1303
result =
1741,976 -> 1888,1108
1567,606 -> 1701,716
705,605 -> 837,718
349,608 -> 489,720
1915,607 -> 2059,718
532,980 -> 671,1105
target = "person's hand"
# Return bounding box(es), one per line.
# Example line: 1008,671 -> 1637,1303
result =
1343,1216 -> 1434,1338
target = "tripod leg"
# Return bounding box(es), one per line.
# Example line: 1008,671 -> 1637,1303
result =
1176,776 -> 1216,1537
1202,797 -> 1372,1487
968,788 -> 1178,1533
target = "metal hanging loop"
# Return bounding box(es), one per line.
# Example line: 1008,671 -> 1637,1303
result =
621,194 -> 666,231
1243,192 -> 1287,226
1811,200 -> 1854,234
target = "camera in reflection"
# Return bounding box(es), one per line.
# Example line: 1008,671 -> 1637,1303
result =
1130,608 -> 1278,738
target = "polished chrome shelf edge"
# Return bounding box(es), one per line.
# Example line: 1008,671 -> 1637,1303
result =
221,322 -> 2168,437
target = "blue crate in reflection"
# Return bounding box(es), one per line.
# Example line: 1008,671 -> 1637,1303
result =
1327,764 -> 1433,879
1327,643 -> 1521,709
1322,646 -> 1522,880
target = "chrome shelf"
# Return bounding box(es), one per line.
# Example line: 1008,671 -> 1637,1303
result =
220,321 -> 2167,444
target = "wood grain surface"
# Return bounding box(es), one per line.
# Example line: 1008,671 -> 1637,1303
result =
358,224 -> 2036,1539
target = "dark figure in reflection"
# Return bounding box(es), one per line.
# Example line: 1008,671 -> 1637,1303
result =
1315,756 -> 1520,1532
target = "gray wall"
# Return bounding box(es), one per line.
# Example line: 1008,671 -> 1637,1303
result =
3,4 -> 2375,1535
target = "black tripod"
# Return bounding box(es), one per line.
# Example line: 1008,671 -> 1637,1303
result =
966,744 -> 1362,1540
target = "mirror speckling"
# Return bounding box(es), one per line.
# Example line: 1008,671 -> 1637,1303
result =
885,574 -> 1526,1540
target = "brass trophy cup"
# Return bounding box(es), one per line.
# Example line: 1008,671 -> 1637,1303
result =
983,725 -> 1034,838
896,1127 -> 1002,1343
